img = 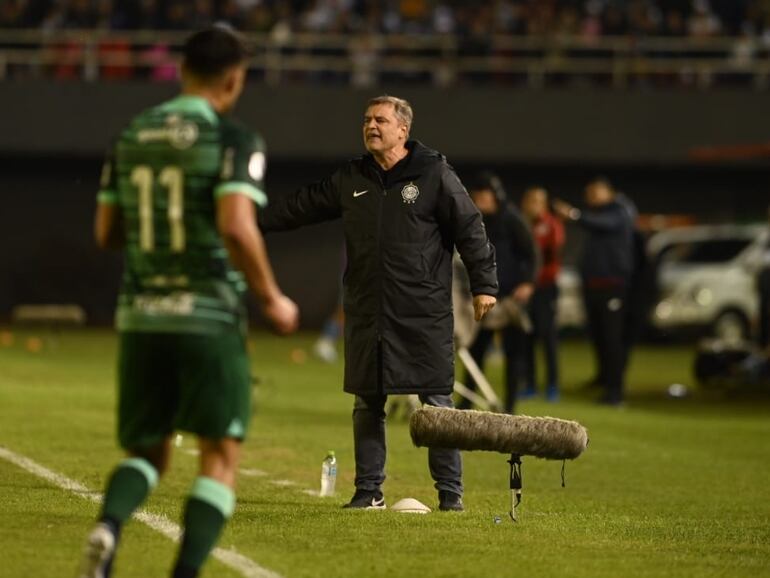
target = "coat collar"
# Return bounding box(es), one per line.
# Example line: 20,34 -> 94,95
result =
362,140 -> 443,183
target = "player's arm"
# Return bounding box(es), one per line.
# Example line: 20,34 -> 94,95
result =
94,204 -> 124,249
215,125 -> 298,334
94,147 -> 125,249
216,194 -> 298,334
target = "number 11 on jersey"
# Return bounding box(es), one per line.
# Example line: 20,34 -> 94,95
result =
130,165 -> 186,253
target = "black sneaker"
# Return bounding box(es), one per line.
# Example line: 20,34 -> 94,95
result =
343,489 -> 386,509
438,490 -> 464,512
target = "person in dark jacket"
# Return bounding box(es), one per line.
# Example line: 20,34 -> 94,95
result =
259,95 -> 498,511
459,172 -> 537,414
615,193 -> 649,373
554,177 -> 634,406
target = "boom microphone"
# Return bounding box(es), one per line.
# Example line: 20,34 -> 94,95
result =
410,406 -> 588,460
409,406 -> 589,521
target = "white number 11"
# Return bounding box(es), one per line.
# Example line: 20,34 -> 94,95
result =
130,165 -> 185,253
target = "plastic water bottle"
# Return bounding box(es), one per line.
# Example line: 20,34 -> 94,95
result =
320,451 -> 337,497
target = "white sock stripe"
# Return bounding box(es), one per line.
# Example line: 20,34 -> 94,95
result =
120,457 -> 159,489
0,445 -> 283,578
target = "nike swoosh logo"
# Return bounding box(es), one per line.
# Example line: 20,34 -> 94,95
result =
367,497 -> 386,509
353,190 -> 369,198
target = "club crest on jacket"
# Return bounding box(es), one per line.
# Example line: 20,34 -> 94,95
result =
401,183 -> 420,204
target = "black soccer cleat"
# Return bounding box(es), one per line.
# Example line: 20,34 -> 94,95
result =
342,489 -> 386,509
438,490 -> 464,512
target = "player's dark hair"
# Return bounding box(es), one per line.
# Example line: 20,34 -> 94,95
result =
182,24 -> 252,80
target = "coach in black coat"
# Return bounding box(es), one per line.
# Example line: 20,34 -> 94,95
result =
259,95 -> 497,510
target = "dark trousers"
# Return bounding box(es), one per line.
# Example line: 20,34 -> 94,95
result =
584,286 -> 628,403
525,284 -> 560,389
353,393 -> 463,495
462,326 -> 526,413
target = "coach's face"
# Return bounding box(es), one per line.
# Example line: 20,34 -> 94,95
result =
363,103 -> 407,155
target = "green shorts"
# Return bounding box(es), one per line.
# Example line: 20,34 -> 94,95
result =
117,330 -> 251,450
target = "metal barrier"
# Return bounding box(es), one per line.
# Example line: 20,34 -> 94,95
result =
0,29 -> 768,88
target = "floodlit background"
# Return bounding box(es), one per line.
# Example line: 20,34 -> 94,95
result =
0,2 -> 769,578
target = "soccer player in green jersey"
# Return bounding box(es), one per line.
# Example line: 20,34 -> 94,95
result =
79,26 -> 299,578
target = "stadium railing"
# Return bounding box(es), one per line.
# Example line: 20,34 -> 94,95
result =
0,29 -> 768,88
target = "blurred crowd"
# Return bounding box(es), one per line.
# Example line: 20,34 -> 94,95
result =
1,0 -> 770,38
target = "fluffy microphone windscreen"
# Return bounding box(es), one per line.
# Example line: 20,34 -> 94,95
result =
410,407 -> 588,460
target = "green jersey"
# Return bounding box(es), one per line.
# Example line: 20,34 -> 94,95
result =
98,95 -> 267,335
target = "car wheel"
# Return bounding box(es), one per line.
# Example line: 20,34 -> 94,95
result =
712,311 -> 749,342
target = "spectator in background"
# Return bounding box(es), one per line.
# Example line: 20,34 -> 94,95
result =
662,8 -> 687,36
242,3 -> 274,32
62,0 -> 98,29
217,0 -> 242,28
1,0 -> 763,37
602,3 -> 629,35
190,0 -> 215,30
432,2 -> 456,34
163,0 -> 193,30
554,178 -> 634,407
131,0 -> 161,29
460,172 -> 537,414
758,205 -> 770,348
399,0 -> 430,33
0,0 -> 26,28
520,186 -> 564,402
95,0 -> 128,30
688,0 -> 722,37
349,32 -> 381,87
581,0 -> 604,40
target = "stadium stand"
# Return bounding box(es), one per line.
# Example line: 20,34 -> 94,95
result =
0,0 -> 769,87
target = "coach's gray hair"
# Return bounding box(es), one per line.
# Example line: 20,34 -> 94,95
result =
367,95 -> 413,136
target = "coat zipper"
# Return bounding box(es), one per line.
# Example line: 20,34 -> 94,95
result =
375,171 -> 386,394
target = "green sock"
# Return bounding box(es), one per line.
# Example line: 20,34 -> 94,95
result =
101,457 -> 159,524
173,477 -> 235,576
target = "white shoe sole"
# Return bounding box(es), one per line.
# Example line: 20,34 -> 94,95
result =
79,524 -> 115,578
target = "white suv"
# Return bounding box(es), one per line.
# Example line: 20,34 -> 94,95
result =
648,224 -> 769,341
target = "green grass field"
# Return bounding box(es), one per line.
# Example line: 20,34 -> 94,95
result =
1,329 -> 769,578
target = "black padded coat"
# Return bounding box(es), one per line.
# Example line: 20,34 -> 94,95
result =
259,141 -> 498,395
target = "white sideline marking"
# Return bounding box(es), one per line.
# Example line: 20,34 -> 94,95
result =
0,446 -> 283,578
239,468 -> 268,478
269,479 -> 298,487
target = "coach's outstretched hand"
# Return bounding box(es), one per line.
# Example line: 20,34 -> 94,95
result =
473,294 -> 497,322
264,294 -> 300,334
